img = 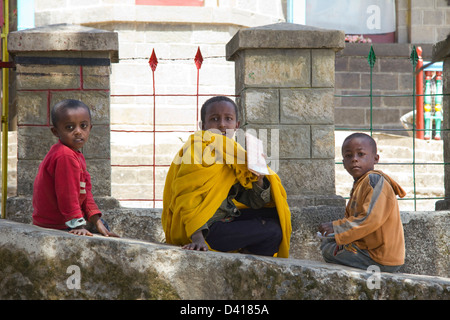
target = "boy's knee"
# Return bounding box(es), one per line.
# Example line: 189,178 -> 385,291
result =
320,240 -> 338,263
263,219 -> 282,242
247,219 -> 282,256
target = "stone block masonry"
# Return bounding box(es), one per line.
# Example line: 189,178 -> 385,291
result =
226,23 -> 346,208
436,37 -> 450,210
334,43 -> 433,132
0,218 -> 448,300
7,24 -> 120,212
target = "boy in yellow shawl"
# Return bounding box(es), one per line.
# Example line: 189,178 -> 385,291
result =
162,96 -> 291,257
318,133 -> 406,272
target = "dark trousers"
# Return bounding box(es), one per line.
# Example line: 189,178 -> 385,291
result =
205,207 -> 282,256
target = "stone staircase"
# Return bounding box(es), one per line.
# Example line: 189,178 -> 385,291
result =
335,131 -> 445,211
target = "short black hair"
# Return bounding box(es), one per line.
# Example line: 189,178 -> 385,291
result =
51,99 -> 92,127
200,96 -> 239,123
342,132 -> 377,154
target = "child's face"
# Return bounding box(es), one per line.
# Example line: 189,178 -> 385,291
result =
342,137 -> 379,180
202,101 -> 240,138
51,107 -> 92,151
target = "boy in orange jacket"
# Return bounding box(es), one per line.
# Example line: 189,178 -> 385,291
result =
318,133 -> 406,272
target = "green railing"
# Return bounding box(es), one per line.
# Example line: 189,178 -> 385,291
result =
334,45 -> 447,211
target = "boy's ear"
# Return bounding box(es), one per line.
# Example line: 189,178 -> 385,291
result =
374,154 -> 380,164
236,120 -> 241,129
50,126 -> 59,138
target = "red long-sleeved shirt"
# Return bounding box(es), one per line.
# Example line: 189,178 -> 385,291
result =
32,141 -> 101,229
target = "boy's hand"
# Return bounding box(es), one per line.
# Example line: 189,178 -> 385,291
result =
183,230 -> 208,251
318,222 -> 334,236
69,227 -> 93,237
90,214 -> 120,238
255,174 -> 265,188
95,220 -> 120,238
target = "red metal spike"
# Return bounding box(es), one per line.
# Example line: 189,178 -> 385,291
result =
148,49 -> 158,72
194,47 -> 203,70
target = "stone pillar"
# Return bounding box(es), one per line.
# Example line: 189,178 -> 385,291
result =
6,24 -> 119,219
226,23 -> 346,208
435,38 -> 450,210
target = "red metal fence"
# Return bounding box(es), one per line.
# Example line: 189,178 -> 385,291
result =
110,47 -> 234,208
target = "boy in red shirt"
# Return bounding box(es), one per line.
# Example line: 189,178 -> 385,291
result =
32,99 -> 118,237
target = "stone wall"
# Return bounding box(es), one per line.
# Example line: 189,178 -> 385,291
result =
227,23 -> 345,208
335,43 -> 434,133
436,37 -> 450,210
0,218 -> 448,300
6,203 -> 449,279
104,208 -> 449,278
28,0 -> 287,208
7,24 -> 119,208
24,1 -> 450,207
406,0 -> 450,44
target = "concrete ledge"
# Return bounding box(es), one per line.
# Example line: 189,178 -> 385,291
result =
6,197 -> 449,278
226,23 -> 345,60
102,207 -> 450,278
8,24 -> 119,63
0,219 -> 448,300
337,43 -> 434,59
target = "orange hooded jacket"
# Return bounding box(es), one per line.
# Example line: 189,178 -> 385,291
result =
333,170 -> 406,266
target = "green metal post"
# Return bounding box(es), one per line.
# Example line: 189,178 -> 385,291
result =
367,46 -> 376,136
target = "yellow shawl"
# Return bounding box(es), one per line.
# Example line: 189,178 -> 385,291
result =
162,130 -> 292,258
